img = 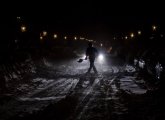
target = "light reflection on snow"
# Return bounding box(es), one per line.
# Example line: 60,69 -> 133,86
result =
120,76 -> 146,94
1,56 -> 150,120
125,65 -> 136,72
19,96 -> 66,101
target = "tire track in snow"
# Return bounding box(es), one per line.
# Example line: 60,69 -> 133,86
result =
19,78 -> 76,101
68,76 -> 102,120
28,78 -> 67,97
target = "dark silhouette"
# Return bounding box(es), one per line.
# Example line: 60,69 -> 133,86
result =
85,42 -> 98,74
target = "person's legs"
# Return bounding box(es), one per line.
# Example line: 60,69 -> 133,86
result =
89,59 -> 98,74
87,60 -> 93,73
93,63 -> 98,74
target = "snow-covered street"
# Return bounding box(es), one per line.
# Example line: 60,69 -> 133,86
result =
1,56 -> 155,120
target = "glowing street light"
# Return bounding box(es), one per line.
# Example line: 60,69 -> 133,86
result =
21,25 -> 26,32
152,25 -> 157,31
130,33 -> 134,38
64,36 -> 67,40
100,43 -> 103,47
125,36 -> 128,39
53,34 -> 57,39
138,30 -> 141,35
43,31 -> 47,36
74,36 -> 77,40
40,36 -> 43,40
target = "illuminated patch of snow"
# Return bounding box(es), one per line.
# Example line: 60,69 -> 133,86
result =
60,79 -> 78,95
19,96 -> 66,101
76,66 -> 88,70
70,79 -> 79,91
83,78 -> 100,95
29,78 -> 68,97
112,67 -> 119,73
120,76 -> 146,94
125,65 -> 136,72
111,84 -> 118,92
33,78 -> 53,84
82,80 -> 90,88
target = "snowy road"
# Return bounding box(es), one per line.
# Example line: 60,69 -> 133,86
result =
0,56 -> 147,120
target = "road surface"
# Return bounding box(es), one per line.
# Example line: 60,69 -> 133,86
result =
0,56 -> 151,120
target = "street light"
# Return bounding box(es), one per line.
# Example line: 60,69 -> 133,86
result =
74,36 -> 77,40
130,33 -> 134,38
43,31 -> 47,36
53,34 -> 57,39
152,25 -> 157,31
138,30 -> 141,35
21,25 -> 26,32
40,36 -> 43,40
64,36 -> 67,40
125,36 -> 128,39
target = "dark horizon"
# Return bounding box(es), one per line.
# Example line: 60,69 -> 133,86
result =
1,14 -> 164,42
23,15 -> 164,40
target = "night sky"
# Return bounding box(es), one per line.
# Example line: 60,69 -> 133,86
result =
26,14 -> 163,40
1,1 -> 164,41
